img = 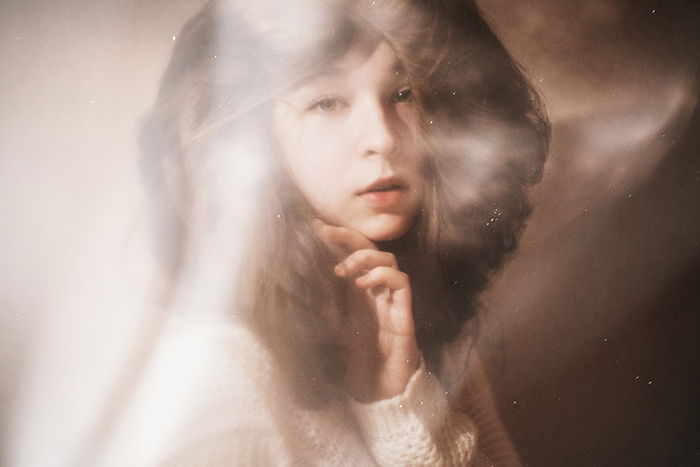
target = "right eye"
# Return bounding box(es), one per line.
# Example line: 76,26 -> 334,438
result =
309,96 -> 344,113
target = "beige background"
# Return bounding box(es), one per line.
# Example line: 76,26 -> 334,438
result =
1,0 -> 698,465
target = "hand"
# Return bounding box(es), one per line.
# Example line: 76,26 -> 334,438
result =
315,221 -> 420,401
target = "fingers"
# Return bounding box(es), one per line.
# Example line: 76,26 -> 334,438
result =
355,266 -> 409,291
313,220 -> 376,257
312,220 -> 409,297
357,267 -> 414,336
335,249 -> 397,278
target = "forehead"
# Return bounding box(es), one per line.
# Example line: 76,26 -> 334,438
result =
290,40 -> 406,92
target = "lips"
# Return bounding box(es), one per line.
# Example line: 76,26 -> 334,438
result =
357,176 -> 408,208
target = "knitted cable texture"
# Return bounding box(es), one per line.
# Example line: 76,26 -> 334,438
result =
150,322 -> 520,466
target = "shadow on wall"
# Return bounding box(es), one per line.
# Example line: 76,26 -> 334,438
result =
476,0 -> 700,464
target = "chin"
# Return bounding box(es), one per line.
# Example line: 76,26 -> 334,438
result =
357,215 -> 413,243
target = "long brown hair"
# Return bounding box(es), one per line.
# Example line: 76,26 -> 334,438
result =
141,0 -> 550,408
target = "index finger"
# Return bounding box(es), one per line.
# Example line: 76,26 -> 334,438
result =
313,221 -> 377,256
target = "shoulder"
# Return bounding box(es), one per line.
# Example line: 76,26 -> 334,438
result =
437,321 -> 476,396
162,317 -> 277,421
438,326 -> 524,466
161,319 -> 291,465
105,317 -> 282,466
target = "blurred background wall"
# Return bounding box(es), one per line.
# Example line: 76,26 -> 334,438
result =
474,1 -> 700,465
1,0 -> 698,465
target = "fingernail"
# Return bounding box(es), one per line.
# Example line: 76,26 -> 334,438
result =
334,263 -> 346,276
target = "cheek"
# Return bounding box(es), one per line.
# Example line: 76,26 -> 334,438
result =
277,128 -> 348,212
276,112 -> 350,195
394,110 -> 424,169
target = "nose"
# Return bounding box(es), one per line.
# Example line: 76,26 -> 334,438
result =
358,100 -> 399,158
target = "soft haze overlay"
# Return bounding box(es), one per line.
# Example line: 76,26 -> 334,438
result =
1,0 -> 698,465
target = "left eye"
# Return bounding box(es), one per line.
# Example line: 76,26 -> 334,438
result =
392,88 -> 413,103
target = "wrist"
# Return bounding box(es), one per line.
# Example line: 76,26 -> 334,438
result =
376,349 -> 420,400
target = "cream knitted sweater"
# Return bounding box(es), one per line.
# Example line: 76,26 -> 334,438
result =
106,318 -> 521,466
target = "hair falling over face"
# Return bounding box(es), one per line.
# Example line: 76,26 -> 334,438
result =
141,0 -> 549,409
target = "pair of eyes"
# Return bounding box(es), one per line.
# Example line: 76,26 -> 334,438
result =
308,88 -> 413,113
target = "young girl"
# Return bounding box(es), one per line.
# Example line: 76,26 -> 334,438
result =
136,0 -> 549,464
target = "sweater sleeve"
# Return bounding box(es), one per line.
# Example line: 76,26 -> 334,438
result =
348,358 -> 480,466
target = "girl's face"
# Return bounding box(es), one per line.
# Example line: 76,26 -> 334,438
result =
273,40 -> 424,242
